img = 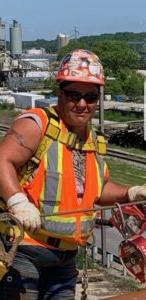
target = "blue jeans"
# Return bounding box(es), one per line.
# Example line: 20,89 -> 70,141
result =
0,246 -> 78,300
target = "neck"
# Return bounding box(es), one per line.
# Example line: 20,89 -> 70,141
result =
66,124 -> 86,140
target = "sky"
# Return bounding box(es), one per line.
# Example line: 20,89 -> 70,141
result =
1,0 -> 146,41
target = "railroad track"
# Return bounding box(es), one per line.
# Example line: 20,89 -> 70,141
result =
104,119 -> 143,129
107,148 -> 146,166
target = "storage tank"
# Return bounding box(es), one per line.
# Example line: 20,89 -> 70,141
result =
0,18 -> 6,51
57,33 -> 69,50
10,20 -> 22,57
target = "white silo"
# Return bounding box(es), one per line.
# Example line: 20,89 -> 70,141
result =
0,18 -> 6,51
57,33 -> 69,50
10,20 -> 22,57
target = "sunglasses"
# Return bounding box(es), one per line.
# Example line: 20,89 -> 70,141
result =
62,89 -> 99,103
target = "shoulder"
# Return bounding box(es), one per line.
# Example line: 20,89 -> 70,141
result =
15,108 -> 49,137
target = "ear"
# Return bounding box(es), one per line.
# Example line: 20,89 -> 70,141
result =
56,88 -> 63,98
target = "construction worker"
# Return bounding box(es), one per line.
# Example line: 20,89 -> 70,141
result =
0,49 -> 146,300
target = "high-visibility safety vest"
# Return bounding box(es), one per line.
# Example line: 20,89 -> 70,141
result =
18,106 -> 109,250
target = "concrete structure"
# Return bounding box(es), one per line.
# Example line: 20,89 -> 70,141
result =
13,92 -> 57,108
10,20 -> 22,57
26,70 -> 50,79
26,48 -> 46,56
137,69 -> 146,76
13,92 -> 45,108
104,100 -> 144,113
35,96 -> 57,108
22,58 -> 50,70
57,33 -> 69,49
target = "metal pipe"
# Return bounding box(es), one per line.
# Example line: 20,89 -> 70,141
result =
40,200 -> 146,217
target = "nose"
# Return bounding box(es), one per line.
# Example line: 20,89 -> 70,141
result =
76,97 -> 87,107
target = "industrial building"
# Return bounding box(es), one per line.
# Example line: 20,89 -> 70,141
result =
0,18 -> 6,52
0,18 -> 57,90
57,33 -> 70,50
10,20 -> 22,57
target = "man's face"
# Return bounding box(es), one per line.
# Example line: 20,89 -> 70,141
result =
58,82 -> 99,134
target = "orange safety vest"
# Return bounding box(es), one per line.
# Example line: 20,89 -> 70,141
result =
18,107 -> 108,249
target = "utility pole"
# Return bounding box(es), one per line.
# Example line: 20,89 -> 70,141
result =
74,26 -> 79,41
99,86 -> 107,267
99,86 -> 104,133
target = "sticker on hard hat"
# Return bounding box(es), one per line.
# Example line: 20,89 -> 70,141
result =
56,49 -> 105,85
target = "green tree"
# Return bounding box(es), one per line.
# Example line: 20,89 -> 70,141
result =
44,78 -> 57,94
122,71 -> 144,97
92,40 -> 140,74
105,79 -> 123,96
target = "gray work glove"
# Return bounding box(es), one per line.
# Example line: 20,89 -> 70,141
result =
7,192 -> 41,233
128,185 -> 146,202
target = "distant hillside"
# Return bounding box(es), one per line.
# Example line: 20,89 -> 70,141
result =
6,32 -> 146,54
22,39 -> 58,53
80,32 -> 146,42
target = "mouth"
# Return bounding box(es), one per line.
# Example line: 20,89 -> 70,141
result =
73,110 -> 88,116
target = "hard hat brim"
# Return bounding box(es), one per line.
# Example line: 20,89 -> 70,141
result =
56,75 -> 105,86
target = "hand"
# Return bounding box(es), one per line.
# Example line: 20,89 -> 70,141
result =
128,185 -> 146,202
7,192 -> 41,232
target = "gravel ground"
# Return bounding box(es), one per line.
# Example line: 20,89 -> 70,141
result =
75,268 -> 145,300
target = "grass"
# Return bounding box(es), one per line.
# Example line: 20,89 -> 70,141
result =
76,247 -> 96,270
0,107 -> 20,125
106,158 -> 146,185
104,270 -> 143,293
95,109 -> 143,122
104,110 -> 143,122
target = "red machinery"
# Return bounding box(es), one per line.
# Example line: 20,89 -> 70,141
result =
110,203 -> 146,283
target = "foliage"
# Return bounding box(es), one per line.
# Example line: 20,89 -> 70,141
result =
43,78 -> 58,94
92,40 -> 140,73
103,110 -> 142,122
76,247 -> 96,270
105,79 -> 123,96
0,105 -> 20,125
0,102 -> 15,110
14,32 -> 146,98
5,31 -> 146,59
105,271 -> 141,292
121,71 -> 144,97
22,39 -> 58,53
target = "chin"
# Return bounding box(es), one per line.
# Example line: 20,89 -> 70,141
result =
72,119 -> 88,130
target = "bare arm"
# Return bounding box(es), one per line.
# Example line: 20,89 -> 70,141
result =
0,118 -> 42,201
98,181 -> 129,206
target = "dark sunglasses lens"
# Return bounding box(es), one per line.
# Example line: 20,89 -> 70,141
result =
84,93 -> 98,102
73,92 -> 82,101
63,90 -> 81,100
63,90 -> 98,103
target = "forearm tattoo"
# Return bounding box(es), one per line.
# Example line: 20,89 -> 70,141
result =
7,128 -> 34,153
